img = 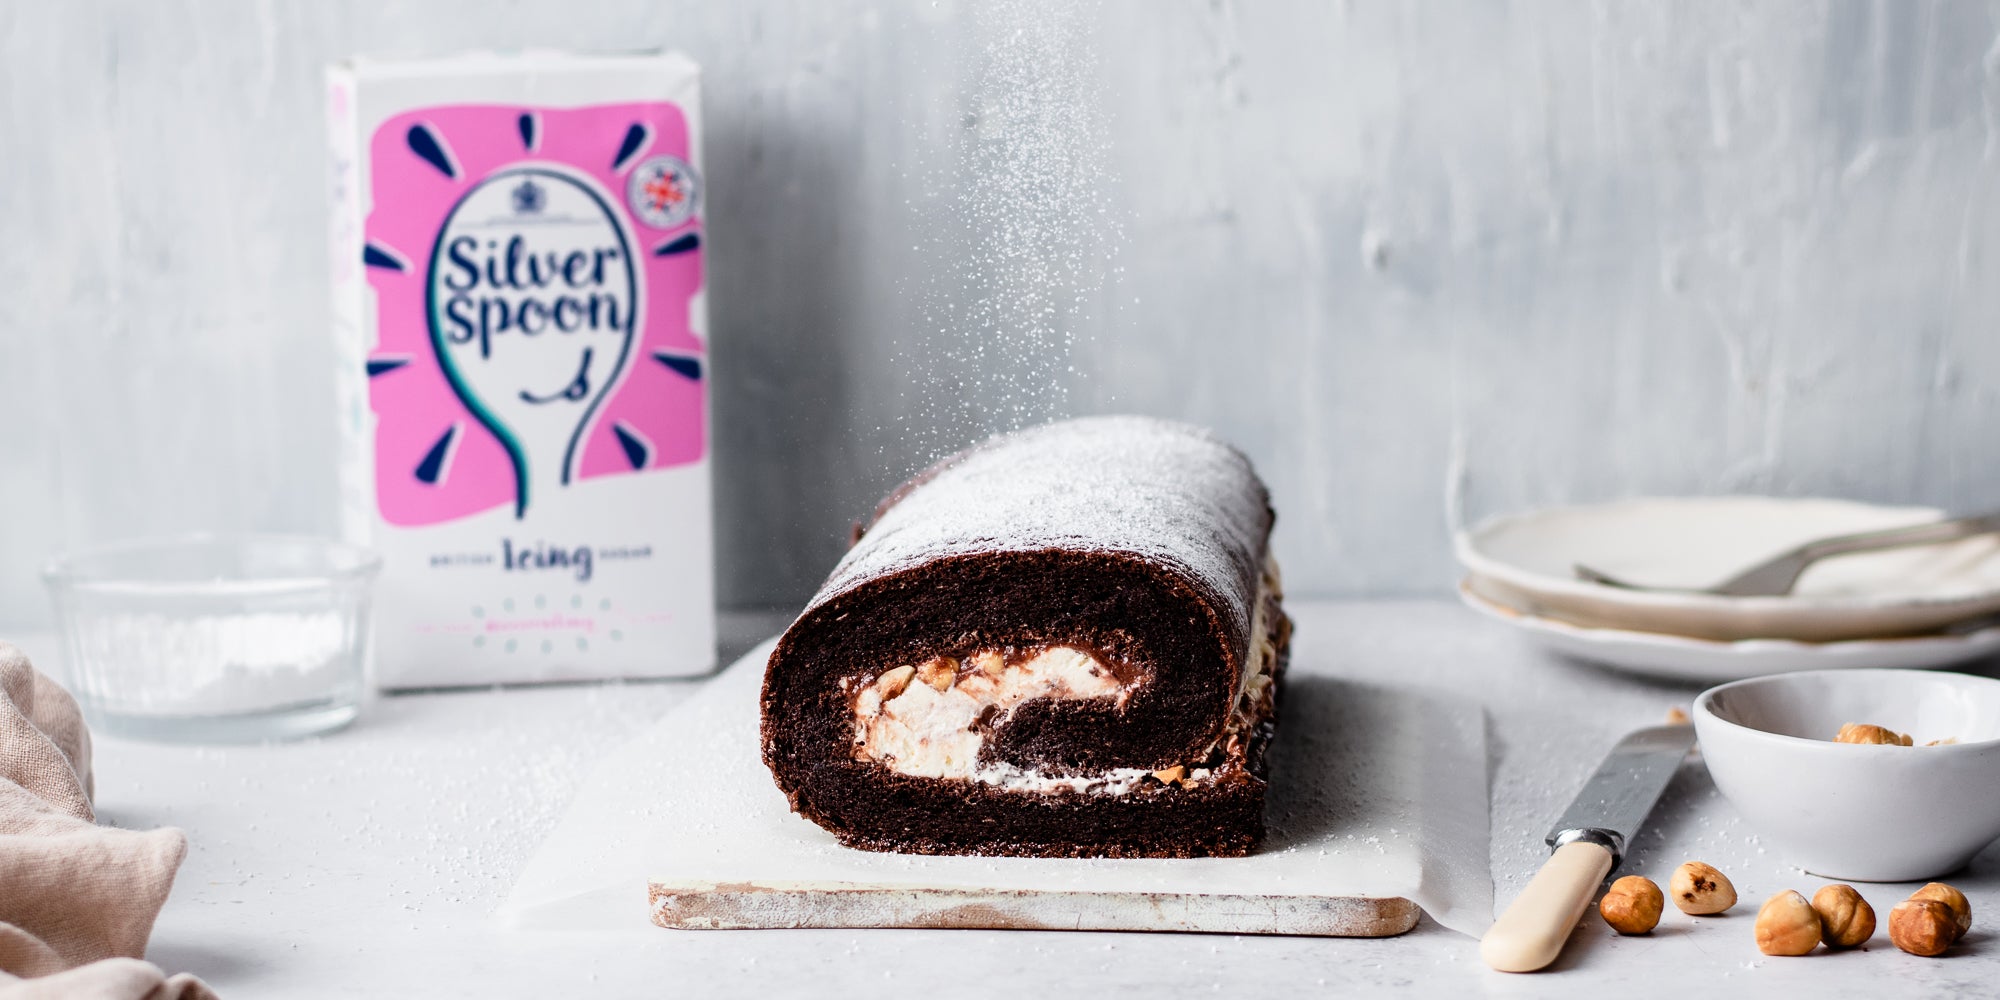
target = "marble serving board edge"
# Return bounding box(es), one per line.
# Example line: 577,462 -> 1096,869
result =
648,879 -> 1420,937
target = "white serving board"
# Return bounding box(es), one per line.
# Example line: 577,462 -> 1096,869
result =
504,638 -> 1493,938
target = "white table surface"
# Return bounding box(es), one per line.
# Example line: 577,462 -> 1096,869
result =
20,600 -> 2000,997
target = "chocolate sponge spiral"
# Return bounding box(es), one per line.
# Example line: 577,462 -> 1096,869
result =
760,415 -> 1288,858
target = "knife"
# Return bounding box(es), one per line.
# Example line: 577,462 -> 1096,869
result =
1480,723 -> 1697,973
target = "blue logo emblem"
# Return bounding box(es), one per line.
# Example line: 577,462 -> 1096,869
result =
627,156 -> 699,229
511,178 -> 545,215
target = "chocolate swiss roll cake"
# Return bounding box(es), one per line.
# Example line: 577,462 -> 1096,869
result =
760,415 -> 1289,858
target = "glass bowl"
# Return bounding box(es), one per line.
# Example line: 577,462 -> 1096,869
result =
42,534 -> 381,743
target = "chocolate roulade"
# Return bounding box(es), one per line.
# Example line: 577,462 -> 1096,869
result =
760,415 -> 1289,858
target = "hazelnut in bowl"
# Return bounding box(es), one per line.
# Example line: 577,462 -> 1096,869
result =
1693,668 -> 2000,882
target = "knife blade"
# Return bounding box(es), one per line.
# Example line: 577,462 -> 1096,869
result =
1480,723 -> 1696,973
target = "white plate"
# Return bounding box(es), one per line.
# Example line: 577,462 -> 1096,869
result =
1460,582 -> 2000,682
1455,496 -> 2000,642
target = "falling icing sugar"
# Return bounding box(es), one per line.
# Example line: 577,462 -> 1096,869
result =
895,0 -> 1126,459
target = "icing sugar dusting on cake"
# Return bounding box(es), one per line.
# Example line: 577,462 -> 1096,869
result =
893,0 -> 1125,457
817,415 -> 1272,641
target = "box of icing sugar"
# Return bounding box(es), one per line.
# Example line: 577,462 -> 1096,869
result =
327,52 -> 714,687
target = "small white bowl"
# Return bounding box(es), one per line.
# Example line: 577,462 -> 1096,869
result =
1693,669 -> 2000,881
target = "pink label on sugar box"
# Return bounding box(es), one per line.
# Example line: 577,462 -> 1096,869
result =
361,103 -> 706,526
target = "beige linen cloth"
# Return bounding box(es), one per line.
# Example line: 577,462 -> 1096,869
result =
0,643 -> 214,999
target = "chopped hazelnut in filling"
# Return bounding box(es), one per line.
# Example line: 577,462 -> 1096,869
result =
853,646 -> 1132,781
846,556 -> 1283,796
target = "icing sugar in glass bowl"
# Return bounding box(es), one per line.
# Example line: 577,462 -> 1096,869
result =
42,534 -> 380,743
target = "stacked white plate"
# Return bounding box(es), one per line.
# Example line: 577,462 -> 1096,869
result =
1455,497 -> 2000,681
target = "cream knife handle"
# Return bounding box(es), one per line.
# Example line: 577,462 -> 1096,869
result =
1479,840 -> 1614,973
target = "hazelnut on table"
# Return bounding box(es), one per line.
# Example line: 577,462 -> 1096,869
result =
1890,899 -> 1958,957
1909,883 -> 1972,942
1670,861 -> 1737,915
1600,876 -> 1664,935
1813,884 -> 1875,948
1755,890 -> 1822,956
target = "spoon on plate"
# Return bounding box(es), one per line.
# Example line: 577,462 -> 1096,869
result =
1573,510 -> 2000,598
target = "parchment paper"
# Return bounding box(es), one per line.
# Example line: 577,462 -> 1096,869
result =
502,638 -> 1493,937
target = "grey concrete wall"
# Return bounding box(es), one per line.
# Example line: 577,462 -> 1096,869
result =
4,1 -> 1999,627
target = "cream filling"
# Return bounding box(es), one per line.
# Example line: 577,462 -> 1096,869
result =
855,646 -> 1130,781
850,556 -> 1281,796
1218,554 -> 1283,750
